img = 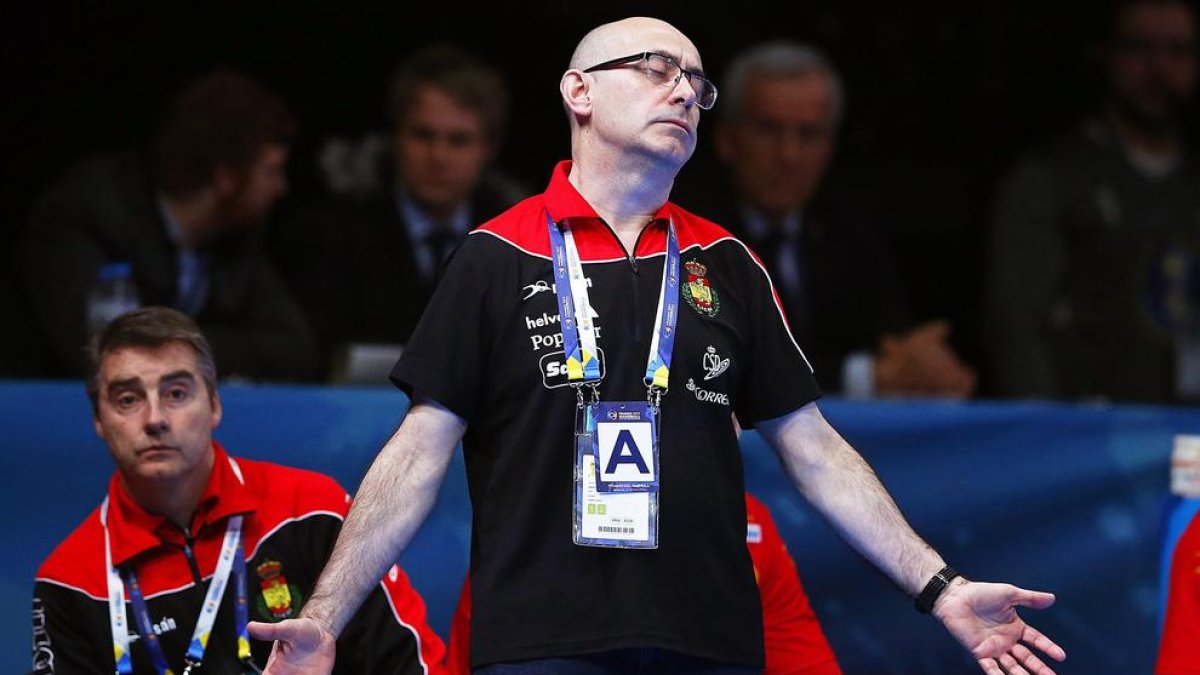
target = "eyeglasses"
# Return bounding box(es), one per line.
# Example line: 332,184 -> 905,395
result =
583,52 -> 718,110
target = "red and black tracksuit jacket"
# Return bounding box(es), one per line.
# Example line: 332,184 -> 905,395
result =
31,443 -> 446,674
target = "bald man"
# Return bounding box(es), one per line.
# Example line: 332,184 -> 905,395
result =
252,17 -> 1066,675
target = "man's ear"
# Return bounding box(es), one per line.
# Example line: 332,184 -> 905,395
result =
210,389 -> 223,430
560,69 -> 593,118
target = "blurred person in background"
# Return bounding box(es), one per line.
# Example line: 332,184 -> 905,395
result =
985,0 -> 1200,403
273,43 -> 530,381
683,40 -> 977,400
15,67 -> 320,382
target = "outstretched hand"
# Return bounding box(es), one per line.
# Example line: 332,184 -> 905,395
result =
933,579 -> 1066,675
248,618 -> 336,675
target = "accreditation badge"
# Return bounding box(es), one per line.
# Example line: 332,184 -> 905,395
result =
573,402 -> 659,549
591,402 -> 658,493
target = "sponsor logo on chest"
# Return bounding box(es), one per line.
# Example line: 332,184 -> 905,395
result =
686,345 -> 731,406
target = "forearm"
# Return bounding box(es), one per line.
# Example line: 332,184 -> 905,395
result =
300,401 -> 461,635
765,404 -> 942,596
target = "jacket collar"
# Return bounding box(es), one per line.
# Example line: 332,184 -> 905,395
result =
103,442 -> 256,567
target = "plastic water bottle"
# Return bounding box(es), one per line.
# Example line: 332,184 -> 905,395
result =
86,261 -> 141,335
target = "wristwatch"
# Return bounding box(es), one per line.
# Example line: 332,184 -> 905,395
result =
915,565 -> 960,614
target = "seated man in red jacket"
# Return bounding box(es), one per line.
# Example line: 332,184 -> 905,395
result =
30,306 -> 446,674
447,492 -> 841,675
1158,503 -> 1200,674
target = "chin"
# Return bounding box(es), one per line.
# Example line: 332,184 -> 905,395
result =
135,458 -> 187,480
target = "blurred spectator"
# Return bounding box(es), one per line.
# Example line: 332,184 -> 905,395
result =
1157,501 -> 1200,672
985,0 -> 1200,403
445,492 -> 842,675
273,43 -> 531,382
681,40 -> 976,399
13,67 -> 320,382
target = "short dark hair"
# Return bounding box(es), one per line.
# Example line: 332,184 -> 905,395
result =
386,44 -> 510,146
86,306 -> 218,413
150,67 -> 298,198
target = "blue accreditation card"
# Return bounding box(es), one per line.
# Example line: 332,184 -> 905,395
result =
590,402 -> 659,493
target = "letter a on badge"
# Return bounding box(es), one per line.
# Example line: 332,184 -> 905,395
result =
606,429 -> 650,474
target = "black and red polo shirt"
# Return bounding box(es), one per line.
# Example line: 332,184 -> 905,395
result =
32,442 -> 446,675
391,160 -> 821,670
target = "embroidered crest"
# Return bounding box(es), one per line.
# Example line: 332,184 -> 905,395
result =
683,260 -> 721,318
254,559 -> 303,622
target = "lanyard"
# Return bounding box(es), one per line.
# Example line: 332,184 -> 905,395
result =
546,214 -> 681,407
103,499 -> 253,675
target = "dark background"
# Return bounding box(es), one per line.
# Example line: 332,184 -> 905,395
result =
0,2 -> 1155,392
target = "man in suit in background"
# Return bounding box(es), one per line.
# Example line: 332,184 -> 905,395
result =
15,67 -> 320,382
685,40 -> 976,399
274,44 -> 530,380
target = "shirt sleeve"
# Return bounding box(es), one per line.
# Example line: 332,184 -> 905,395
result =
734,246 -> 822,425
389,233 -> 504,422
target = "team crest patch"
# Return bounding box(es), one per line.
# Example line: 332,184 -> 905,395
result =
683,260 -> 721,318
255,559 -> 303,622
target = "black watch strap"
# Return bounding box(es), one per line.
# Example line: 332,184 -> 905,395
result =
915,565 -> 960,614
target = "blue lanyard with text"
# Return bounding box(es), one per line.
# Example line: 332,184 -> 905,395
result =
546,214 -> 681,406
105,508 -> 255,675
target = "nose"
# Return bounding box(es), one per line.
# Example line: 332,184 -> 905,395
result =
143,396 -> 170,436
670,72 -> 699,109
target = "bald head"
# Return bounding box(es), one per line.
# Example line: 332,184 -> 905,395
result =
569,17 -> 700,71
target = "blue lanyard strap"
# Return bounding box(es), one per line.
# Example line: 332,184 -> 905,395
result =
109,515 -> 250,675
546,213 -> 681,403
548,216 -> 603,383
645,223 -> 680,395
123,568 -> 176,675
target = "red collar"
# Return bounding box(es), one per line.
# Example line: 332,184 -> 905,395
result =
541,160 -> 674,260
103,442 -> 256,567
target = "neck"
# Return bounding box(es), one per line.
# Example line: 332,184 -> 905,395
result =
121,457 -> 213,530
1105,104 -> 1181,157
398,186 -> 460,227
162,192 -> 218,249
568,157 -> 672,255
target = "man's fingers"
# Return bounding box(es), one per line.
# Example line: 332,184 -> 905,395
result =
1013,589 -> 1056,610
977,657 -> 1005,675
1012,643 -> 1056,675
998,652 -> 1031,675
247,620 -> 283,640
247,618 -> 321,648
1021,624 -> 1067,662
